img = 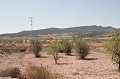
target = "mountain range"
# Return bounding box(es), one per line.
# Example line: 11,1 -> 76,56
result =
0,25 -> 119,38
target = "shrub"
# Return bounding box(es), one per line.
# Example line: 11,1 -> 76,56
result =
48,41 -> 61,64
61,39 -> 72,55
1,43 -> 20,54
0,67 -> 20,78
2,47 -> 12,54
71,35 -> 80,49
104,30 -> 120,71
18,65 -> 61,79
30,40 -> 42,58
75,38 -> 90,59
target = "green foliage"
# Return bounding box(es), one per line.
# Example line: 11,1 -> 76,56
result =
104,30 -> 120,63
71,35 -> 79,44
61,39 -> 72,55
71,35 -> 81,49
0,67 -> 20,78
74,37 -> 90,59
18,65 -> 61,79
30,40 -> 42,58
48,41 -> 61,64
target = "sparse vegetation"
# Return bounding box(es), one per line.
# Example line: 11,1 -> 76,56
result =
30,40 -> 42,58
104,30 -> 120,71
48,41 -> 61,64
0,39 -> 24,43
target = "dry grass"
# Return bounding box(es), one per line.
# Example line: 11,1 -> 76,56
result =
18,65 -> 62,79
0,67 -> 20,78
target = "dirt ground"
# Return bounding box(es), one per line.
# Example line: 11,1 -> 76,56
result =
0,43 -> 120,79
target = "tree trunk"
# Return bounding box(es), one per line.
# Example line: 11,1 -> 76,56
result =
119,60 -> 120,72
35,52 -> 40,58
53,55 -> 58,64
55,59 -> 58,64
81,55 -> 85,60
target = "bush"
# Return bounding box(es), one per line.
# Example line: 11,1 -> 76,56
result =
71,35 -> 80,49
75,38 -> 89,59
48,41 -> 61,64
30,40 -> 42,58
104,30 -> 120,71
61,39 -> 72,55
18,65 -> 61,79
1,43 -> 21,54
0,67 -> 20,78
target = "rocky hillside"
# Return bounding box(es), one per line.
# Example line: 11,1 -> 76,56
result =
0,25 -> 118,37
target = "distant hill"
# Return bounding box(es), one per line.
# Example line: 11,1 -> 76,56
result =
0,25 -> 118,37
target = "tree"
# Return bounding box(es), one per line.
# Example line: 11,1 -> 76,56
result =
61,39 -> 72,55
105,30 -> 120,71
48,41 -> 61,64
30,40 -> 42,58
74,37 -> 89,59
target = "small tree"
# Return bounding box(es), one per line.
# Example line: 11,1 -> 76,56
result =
48,41 -> 61,64
30,40 -> 42,58
61,39 -> 72,55
75,37 -> 89,59
104,30 -> 120,71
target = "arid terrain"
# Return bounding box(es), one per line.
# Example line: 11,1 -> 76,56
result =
0,42 -> 120,79
0,0 -> 119,78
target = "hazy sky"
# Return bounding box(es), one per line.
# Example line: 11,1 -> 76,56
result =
0,0 -> 120,34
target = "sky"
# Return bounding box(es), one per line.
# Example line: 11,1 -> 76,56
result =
0,0 -> 120,34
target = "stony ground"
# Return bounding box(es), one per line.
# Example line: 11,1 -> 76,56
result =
0,43 -> 120,79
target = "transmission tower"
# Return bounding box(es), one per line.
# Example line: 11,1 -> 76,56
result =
29,17 -> 33,36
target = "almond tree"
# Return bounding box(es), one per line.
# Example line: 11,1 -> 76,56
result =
30,40 -> 42,58
61,39 -> 72,55
75,38 -> 89,59
48,41 -> 61,64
